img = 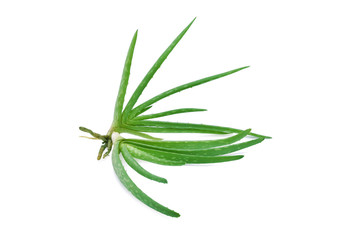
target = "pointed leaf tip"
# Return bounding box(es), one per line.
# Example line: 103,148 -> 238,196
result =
121,18 -> 197,121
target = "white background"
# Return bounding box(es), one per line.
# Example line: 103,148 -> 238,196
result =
1,0 -> 346,239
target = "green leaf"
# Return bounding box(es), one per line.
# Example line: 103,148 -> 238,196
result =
113,30 -> 138,127
135,105 -> 153,117
126,143 -> 244,164
120,143 -> 168,183
128,120 -> 271,138
126,143 -> 185,166
143,137 -> 264,156
112,141 -> 180,217
134,108 -> 207,120
127,66 -> 249,119
126,136 -> 264,156
123,125 -> 224,134
184,137 -> 264,156
119,127 -> 163,140
121,18 -> 196,121
123,129 -> 251,150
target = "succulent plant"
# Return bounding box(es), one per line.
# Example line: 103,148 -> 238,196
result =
80,18 -> 270,217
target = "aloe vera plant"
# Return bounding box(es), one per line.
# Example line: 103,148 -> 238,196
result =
79,18 -> 270,217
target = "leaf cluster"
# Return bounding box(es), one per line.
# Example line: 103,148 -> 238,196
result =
80,18 -> 270,217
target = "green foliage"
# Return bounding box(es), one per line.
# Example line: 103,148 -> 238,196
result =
133,108 -> 207,121
120,143 -> 168,183
112,142 -> 180,217
80,18 -> 270,217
